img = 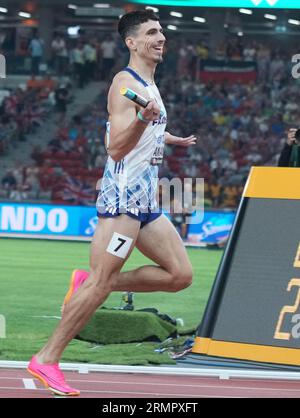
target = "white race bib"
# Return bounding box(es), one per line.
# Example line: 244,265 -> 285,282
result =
106,232 -> 133,259
150,133 -> 165,166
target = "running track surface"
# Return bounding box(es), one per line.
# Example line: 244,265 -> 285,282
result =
1,369 -> 300,398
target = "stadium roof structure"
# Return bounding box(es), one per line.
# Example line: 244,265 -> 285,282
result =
0,0 -> 299,35
130,0 -> 300,8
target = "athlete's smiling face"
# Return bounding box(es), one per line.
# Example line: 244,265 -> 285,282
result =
128,20 -> 166,64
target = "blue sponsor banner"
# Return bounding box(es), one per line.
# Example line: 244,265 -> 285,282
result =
79,210 -> 98,237
187,210 -> 236,245
0,203 -> 236,244
0,203 -> 96,237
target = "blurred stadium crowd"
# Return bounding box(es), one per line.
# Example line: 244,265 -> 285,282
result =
0,29 -> 299,209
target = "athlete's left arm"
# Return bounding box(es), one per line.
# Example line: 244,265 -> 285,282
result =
165,132 -> 197,147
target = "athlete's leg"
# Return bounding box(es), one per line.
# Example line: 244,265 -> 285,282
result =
113,214 -> 193,292
62,215 -> 193,311
37,215 -> 140,364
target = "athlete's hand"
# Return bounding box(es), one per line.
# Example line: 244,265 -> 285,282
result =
287,128 -> 297,145
140,99 -> 161,122
166,134 -> 197,147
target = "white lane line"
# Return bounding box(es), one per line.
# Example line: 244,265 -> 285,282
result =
56,388 -> 245,398
0,375 -> 299,394
1,371 -> 298,387
62,378 -> 300,393
22,379 -> 37,390
2,361 -> 300,383
0,386 -> 244,398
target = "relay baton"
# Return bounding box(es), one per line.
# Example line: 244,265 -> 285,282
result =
120,87 -> 164,117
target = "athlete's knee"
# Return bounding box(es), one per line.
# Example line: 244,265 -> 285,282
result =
90,265 -> 117,294
169,264 -> 193,292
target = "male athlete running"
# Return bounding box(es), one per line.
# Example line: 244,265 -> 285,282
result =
28,10 -> 196,396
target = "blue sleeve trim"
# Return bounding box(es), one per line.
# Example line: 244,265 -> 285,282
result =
122,67 -> 148,87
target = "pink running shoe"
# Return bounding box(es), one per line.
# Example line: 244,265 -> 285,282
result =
27,356 -> 80,396
62,269 -> 89,313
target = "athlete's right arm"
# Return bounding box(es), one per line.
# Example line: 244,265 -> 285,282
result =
107,75 -> 160,162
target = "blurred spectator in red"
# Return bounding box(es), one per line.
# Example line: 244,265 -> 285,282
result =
39,74 -> 57,99
31,145 -> 44,166
27,74 -> 42,91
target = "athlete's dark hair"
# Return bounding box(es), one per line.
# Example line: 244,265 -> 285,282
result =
118,10 -> 159,43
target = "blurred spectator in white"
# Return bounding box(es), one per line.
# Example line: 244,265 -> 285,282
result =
101,34 -> 116,80
12,161 -> 24,186
9,184 -> 28,201
215,41 -> 226,60
243,42 -> 257,61
28,30 -> 44,75
257,44 -> 271,82
177,41 -> 189,77
72,42 -> 85,88
83,41 -> 97,81
269,54 -> 285,82
51,32 -> 68,76
25,162 -> 40,198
